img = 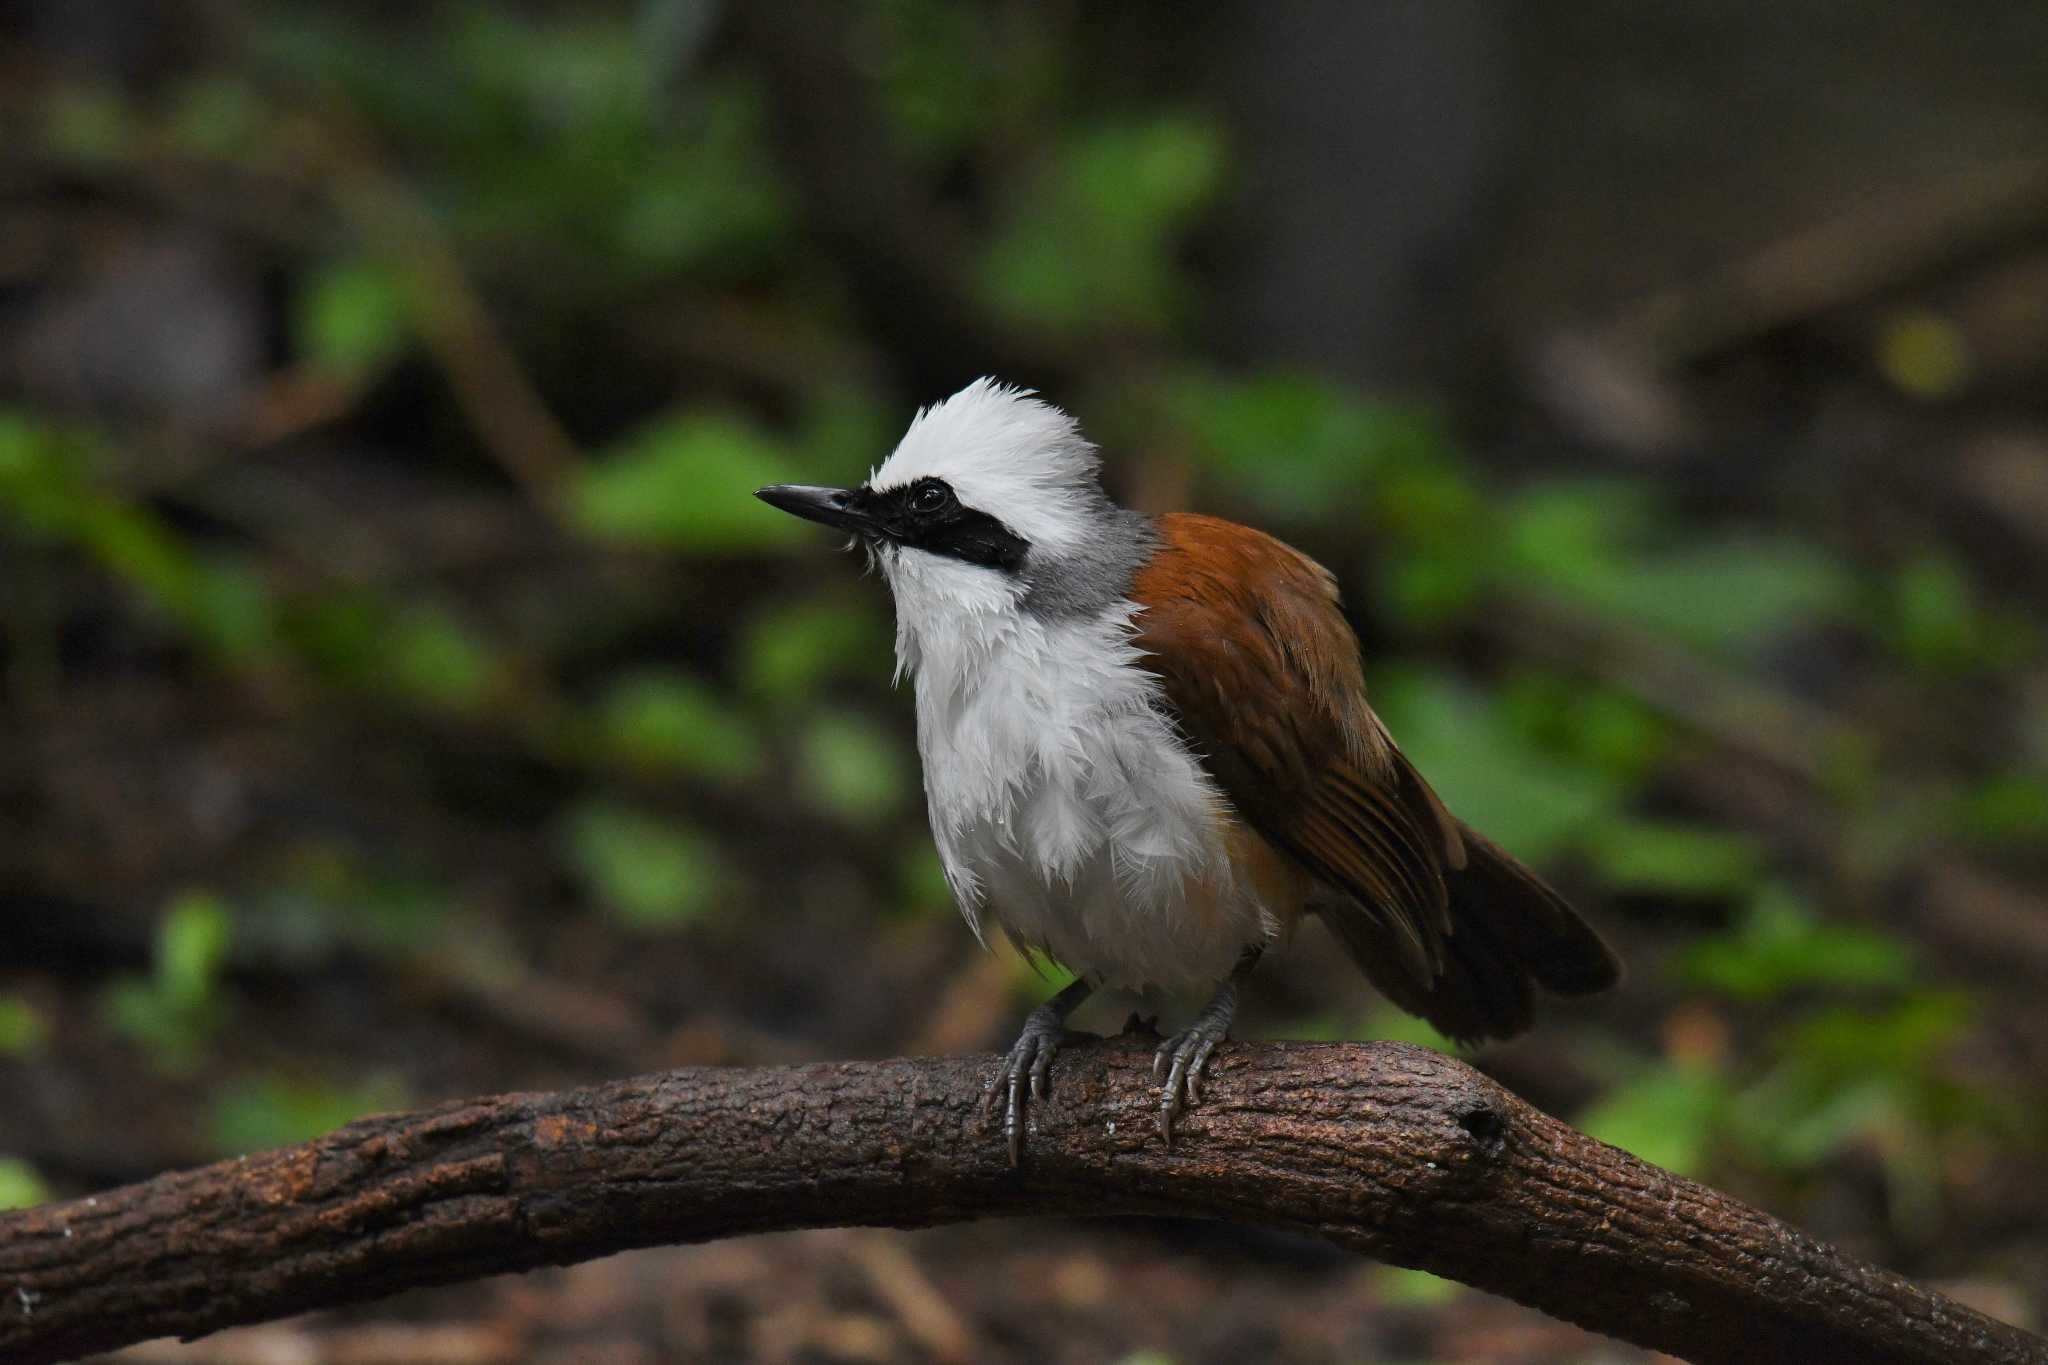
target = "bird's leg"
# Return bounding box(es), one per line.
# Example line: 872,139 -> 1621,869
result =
1153,946 -> 1263,1144
985,975 -> 1094,1166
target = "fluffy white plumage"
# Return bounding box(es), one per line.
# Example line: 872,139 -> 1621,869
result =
869,380 -> 1279,993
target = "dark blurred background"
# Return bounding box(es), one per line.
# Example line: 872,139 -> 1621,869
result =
4,3 -> 2047,1361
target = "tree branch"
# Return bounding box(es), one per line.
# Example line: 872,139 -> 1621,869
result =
0,1036 -> 2040,1365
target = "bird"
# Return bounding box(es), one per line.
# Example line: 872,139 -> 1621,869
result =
756,378 -> 1620,1163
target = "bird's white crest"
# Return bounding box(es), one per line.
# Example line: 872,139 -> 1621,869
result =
869,378 -> 1102,555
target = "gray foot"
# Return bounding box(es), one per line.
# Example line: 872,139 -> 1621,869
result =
1151,979 -> 1239,1144
985,977 -> 1092,1166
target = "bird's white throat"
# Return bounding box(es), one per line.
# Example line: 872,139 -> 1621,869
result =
882,545 -> 1278,993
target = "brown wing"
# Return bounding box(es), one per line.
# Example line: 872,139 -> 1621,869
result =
1131,513 -> 1619,1040
1130,515 -> 1463,983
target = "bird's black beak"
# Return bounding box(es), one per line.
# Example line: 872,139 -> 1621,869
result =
754,484 -> 873,535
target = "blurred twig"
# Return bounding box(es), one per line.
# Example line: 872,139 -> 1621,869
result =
1604,156 -> 2048,365
311,106 -> 585,504
3,1036 -> 2041,1365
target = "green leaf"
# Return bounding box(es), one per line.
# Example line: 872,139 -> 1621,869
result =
592,671 -> 764,781
0,994 -> 47,1057
257,839 -> 456,956
1882,553 -> 2036,676
561,800 -> 720,928
167,76 -> 263,157
795,387 -> 897,479
1269,1011 -> 1358,1043
736,595 -> 891,706
894,843 -> 954,919
187,556 -> 280,663
99,890 -> 235,1072
1370,666 -> 1627,862
1498,671 -> 1672,785
1358,1003 -> 1458,1055
388,604 -> 498,711
1374,1265 -> 1465,1308
570,412 -> 812,553
294,260 -> 413,378
1577,1062 -> 1731,1176
1623,541 -> 1857,653
610,80 -> 792,273
101,978 -> 175,1050
0,409 -> 43,479
1499,479 -> 1660,593
210,1073 -> 409,1156
1956,771 -> 2048,849
869,0 -> 1040,159
0,1158 -> 51,1211
1777,993 -> 1974,1078
1379,550 -> 1488,629
1676,886 -> 1916,1003
1010,952 -> 1078,1005
1728,993 -> 1977,1179
1750,1074 -> 1906,1170
978,114 -> 1226,336
1165,372 -> 1433,514
798,713 -> 910,825
1592,820 -> 1766,897
158,891 -> 232,1011
1500,483 -> 1855,653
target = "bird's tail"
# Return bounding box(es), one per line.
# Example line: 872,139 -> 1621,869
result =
1323,824 -> 1620,1044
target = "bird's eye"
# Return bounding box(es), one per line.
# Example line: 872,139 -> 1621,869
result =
909,481 -> 951,514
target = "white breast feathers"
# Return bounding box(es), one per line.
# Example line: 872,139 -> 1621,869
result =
883,548 -> 1280,994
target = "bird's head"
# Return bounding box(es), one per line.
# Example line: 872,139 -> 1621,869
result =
757,378 -> 1149,634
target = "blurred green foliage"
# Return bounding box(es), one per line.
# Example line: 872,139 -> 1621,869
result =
0,1159 -> 52,1212
1502,483 -> 1858,655
0,995 -> 48,1057
978,114 -> 1227,337
262,9 -> 789,282
1880,552 -> 2038,678
738,595 -> 894,707
1372,665 -> 1630,863
1579,1061 -> 1731,1178
0,412 -> 282,666
3,4 -> 2041,1249
1677,887 -> 1916,1001
1583,882 -> 2004,1238
562,800 -> 723,930
1956,771 -> 2048,848
592,671 -> 765,781
211,1073 -> 410,1156
799,712 -> 911,825
571,413 -> 811,552
253,840 -> 456,958
294,259 -> 416,379
1373,1264 -> 1466,1310
100,892 -> 235,1074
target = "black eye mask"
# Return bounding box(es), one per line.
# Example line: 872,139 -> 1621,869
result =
850,478 -> 1030,572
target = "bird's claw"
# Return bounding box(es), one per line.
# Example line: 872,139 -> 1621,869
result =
1152,1023 -> 1226,1145
986,1011 -> 1067,1167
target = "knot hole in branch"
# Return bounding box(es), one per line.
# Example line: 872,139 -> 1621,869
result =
1454,1103 -> 1506,1154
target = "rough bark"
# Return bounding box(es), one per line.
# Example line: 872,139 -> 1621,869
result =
0,1036 -> 2040,1365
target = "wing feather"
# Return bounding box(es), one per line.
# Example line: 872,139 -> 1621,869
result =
1130,513 -> 1619,1039
1130,513 -> 1453,990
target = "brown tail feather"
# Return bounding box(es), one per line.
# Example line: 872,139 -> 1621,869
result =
1316,824 -> 1620,1044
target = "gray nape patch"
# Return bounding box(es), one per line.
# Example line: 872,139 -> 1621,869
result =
1021,503 -> 1160,620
